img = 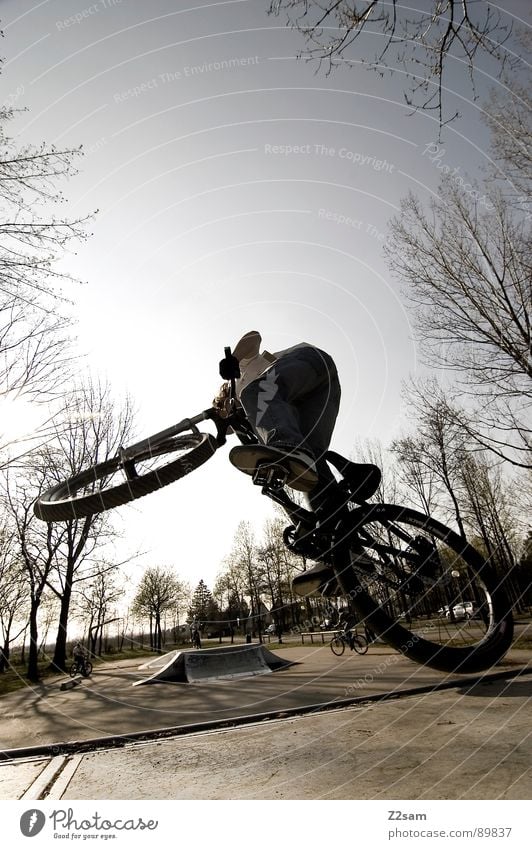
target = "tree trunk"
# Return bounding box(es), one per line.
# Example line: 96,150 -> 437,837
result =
51,571 -> 74,671
0,642 -> 9,673
0,613 -> 14,672
155,613 -> 162,652
27,599 -> 41,682
20,627 -> 27,665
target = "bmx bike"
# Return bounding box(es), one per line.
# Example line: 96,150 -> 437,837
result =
330,628 -> 369,657
69,659 -> 93,678
34,349 -> 513,675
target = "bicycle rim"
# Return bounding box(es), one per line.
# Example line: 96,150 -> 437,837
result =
352,636 -> 368,655
34,433 -> 217,521
339,504 -> 513,673
330,636 -> 345,656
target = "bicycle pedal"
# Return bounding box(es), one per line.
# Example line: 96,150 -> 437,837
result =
252,461 -> 289,490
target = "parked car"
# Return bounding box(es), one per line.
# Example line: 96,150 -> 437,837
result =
264,623 -> 277,635
445,603 -> 471,621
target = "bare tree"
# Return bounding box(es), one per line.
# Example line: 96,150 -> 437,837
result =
76,567 -> 125,657
132,567 -> 185,653
0,522 -> 28,672
460,452 -> 529,611
460,453 -> 518,561
387,183 -> 531,467
258,518 -> 289,622
353,437 -> 399,504
213,559 -> 250,628
392,381 -> 470,535
1,472 -> 64,681
391,434 -> 439,517
0,106 -> 91,408
393,380 -> 531,612
228,521 -> 264,636
269,0 -> 516,126
483,33 -> 532,212
216,522 -> 272,637
32,379 -> 135,671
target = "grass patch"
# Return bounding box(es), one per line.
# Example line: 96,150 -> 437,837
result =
0,660 -> 60,697
0,648 -> 157,698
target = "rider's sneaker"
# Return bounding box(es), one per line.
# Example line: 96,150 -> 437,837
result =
229,444 -> 318,492
292,551 -> 376,598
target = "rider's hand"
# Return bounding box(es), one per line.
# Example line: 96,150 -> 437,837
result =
219,353 -> 240,380
212,382 -> 232,418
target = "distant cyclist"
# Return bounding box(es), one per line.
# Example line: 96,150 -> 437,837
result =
72,641 -> 88,673
335,609 -> 359,650
191,624 -> 202,649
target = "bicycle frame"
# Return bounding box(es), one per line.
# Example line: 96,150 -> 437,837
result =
118,401 -> 375,612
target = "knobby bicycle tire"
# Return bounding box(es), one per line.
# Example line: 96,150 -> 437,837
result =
336,503 -> 513,674
34,432 -> 218,522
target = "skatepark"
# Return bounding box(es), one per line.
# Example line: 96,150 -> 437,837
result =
0,639 -> 531,800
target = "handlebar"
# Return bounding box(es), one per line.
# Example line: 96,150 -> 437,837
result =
224,345 -> 238,417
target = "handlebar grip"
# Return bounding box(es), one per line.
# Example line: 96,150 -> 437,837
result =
219,346 -> 240,381
226,346 -> 237,399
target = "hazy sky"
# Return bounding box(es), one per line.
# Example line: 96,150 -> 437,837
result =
1,0 -> 530,591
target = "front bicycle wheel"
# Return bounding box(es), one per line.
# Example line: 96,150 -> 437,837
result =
82,661 -> 93,678
337,504 -> 513,673
69,663 -> 78,677
352,635 -> 368,655
330,635 -> 345,656
34,432 -> 218,521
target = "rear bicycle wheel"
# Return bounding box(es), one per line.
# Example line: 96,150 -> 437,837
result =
337,504 -> 513,673
34,432 -> 217,521
330,635 -> 345,656
352,635 -> 368,655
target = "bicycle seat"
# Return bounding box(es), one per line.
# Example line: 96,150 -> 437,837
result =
325,451 -> 381,503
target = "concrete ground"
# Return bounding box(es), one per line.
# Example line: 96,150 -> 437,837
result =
1,645 -> 531,800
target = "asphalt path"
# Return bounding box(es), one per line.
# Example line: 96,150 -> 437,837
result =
0,644 -> 526,753
0,645 -> 531,800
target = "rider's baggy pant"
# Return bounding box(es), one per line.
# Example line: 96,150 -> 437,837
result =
239,344 -> 341,510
